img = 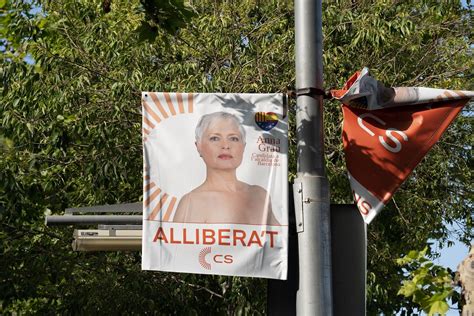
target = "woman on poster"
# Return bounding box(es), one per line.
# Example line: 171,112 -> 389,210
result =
173,112 -> 280,225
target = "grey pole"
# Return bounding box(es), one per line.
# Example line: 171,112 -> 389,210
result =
45,215 -> 142,226
294,0 -> 333,315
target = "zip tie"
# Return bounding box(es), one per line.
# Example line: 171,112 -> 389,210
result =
287,87 -> 332,99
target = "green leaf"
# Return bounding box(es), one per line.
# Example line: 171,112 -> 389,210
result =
135,22 -> 158,43
407,250 -> 419,259
428,300 -> 449,315
398,281 -> 417,297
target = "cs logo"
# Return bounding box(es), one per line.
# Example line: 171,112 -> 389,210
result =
198,247 -> 234,270
357,113 -> 409,153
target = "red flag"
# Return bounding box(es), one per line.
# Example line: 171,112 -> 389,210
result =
333,69 -> 472,223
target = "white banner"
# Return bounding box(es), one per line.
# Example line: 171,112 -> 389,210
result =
141,93 -> 288,280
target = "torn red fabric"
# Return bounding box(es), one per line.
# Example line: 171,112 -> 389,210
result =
333,69 -> 472,223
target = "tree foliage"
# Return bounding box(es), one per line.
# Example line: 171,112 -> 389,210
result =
397,247 -> 460,315
1,0 -> 472,314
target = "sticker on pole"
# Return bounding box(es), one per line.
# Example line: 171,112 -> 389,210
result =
141,93 -> 288,279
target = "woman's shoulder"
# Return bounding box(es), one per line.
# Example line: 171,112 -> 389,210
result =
187,185 -> 211,196
246,184 -> 268,196
174,189 -> 210,222
179,190 -> 203,203
181,187 -> 216,202
178,192 -> 192,202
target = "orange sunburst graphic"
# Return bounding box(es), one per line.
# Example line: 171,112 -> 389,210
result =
143,169 -> 178,221
199,247 -> 212,270
142,92 -> 194,219
142,92 -> 195,143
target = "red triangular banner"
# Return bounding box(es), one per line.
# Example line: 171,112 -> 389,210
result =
334,69 -> 472,223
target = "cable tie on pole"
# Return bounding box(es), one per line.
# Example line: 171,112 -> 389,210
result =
287,89 -> 297,99
287,87 -> 332,99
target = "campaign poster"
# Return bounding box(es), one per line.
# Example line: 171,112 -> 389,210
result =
141,93 -> 288,280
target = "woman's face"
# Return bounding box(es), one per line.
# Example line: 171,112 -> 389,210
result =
196,118 -> 245,171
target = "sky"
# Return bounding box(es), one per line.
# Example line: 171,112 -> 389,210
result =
433,228 -> 472,315
435,237 -> 471,272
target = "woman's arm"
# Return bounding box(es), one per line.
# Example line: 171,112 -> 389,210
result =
173,194 -> 191,222
253,185 -> 280,225
266,198 -> 280,226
